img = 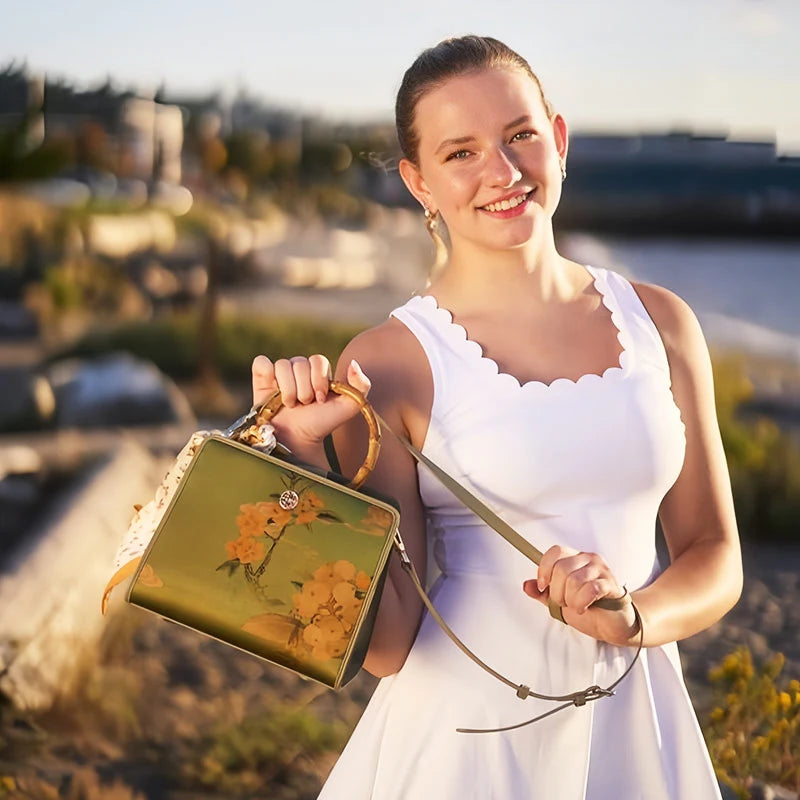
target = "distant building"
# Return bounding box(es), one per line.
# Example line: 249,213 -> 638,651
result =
570,131 -> 780,167
0,67 -> 184,183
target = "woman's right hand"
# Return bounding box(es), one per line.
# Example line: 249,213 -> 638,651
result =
251,354 -> 371,454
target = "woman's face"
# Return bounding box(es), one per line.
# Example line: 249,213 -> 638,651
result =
400,66 -> 568,254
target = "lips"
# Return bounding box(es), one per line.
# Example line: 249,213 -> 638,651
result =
479,190 -> 533,213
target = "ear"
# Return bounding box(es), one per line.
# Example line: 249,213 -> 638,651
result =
550,112 -> 569,161
398,157 -> 436,212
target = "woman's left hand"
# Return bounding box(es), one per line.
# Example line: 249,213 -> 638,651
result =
523,545 -> 640,647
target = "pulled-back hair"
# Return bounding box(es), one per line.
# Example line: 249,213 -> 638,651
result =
395,35 -> 555,164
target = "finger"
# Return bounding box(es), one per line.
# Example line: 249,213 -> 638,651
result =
548,553 -> 593,608
522,579 -> 548,604
347,359 -> 371,397
252,355 -> 277,406
536,545 -> 576,593
290,357 -> 315,404
562,562 -> 605,610
574,578 -> 625,615
274,359 -> 298,407
309,354 -> 332,403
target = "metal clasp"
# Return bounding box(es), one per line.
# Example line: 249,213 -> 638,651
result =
223,407 -> 259,440
393,530 -> 412,566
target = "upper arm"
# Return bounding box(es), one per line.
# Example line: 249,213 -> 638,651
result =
632,282 -> 741,568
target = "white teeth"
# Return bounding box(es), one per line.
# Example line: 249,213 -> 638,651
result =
483,192 -> 530,212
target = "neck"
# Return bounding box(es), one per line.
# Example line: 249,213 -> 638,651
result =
429,229 -> 582,315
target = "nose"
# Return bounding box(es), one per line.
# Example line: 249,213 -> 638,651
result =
485,145 -> 522,188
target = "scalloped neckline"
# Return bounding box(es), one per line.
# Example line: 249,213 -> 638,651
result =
410,265 -> 631,392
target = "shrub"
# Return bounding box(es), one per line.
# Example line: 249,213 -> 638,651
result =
177,706 -> 347,794
50,312 -> 364,381
703,648 -> 800,797
713,356 -> 800,543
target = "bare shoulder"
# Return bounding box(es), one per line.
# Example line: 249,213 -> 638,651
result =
630,281 -> 708,366
335,315 -> 433,445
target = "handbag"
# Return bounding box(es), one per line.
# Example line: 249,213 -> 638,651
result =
102,382 -> 642,733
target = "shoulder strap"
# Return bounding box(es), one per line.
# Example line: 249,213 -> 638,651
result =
338,414 -> 629,615
324,418 -> 643,734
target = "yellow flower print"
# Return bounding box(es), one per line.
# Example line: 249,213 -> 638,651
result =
236,503 -> 268,538
332,580 -> 363,632
138,564 -> 164,588
303,615 -> 348,660
291,579 -> 332,619
292,589 -> 319,620
236,501 -> 293,540
286,560 -> 368,660
226,535 -> 266,564
355,570 -> 371,591
332,559 -> 356,582
257,501 -> 294,538
296,491 -> 325,525
313,563 -> 337,584
357,505 -> 394,536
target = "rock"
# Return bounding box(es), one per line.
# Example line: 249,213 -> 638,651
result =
749,780 -> 799,800
47,353 -> 185,428
759,599 -> 785,636
0,440 -> 165,709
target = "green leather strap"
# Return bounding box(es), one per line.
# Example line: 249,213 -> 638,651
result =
393,529 -> 643,734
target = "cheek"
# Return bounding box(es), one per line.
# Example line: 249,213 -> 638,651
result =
426,172 -> 479,215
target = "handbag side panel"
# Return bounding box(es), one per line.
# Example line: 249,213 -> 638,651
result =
128,436 -> 399,688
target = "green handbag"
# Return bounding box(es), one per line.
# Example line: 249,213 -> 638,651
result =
103,382 -> 399,690
102,382 -> 641,732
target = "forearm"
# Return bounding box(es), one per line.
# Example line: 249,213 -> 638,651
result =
631,537 -> 742,647
362,554 -> 425,676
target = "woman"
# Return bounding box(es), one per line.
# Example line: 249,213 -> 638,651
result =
252,36 -> 742,799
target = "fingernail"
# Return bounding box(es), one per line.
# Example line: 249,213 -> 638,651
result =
317,391 -> 326,403
350,359 -> 362,375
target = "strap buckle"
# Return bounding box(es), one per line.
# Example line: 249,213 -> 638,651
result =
571,685 -> 615,707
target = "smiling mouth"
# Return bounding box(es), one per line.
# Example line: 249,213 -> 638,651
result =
480,190 -> 533,213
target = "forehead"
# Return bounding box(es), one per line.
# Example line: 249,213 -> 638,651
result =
414,67 -> 548,150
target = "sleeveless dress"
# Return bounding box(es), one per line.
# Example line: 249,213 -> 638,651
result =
318,265 -> 722,800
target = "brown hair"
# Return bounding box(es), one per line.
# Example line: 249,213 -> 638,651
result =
395,35 -> 555,165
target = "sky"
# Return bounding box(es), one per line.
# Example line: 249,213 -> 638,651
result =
2,0 -> 799,153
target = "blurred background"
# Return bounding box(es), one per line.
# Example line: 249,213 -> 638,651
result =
1,1 -> 799,798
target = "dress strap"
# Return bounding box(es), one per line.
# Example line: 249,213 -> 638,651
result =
390,297 -> 452,416
599,269 -> 673,382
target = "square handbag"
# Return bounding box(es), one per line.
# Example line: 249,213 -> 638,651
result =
103,382 -> 400,690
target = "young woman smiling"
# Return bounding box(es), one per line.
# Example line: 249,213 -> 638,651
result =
251,35 -> 741,800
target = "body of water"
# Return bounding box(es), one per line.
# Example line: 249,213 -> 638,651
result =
563,234 -> 800,364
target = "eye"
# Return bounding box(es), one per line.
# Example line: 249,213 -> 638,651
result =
511,130 -> 536,142
445,149 -> 471,162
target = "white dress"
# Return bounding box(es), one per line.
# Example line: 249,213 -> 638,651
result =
318,265 -> 722,800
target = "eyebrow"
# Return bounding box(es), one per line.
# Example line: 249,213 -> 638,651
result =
434,115 -> 533,155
